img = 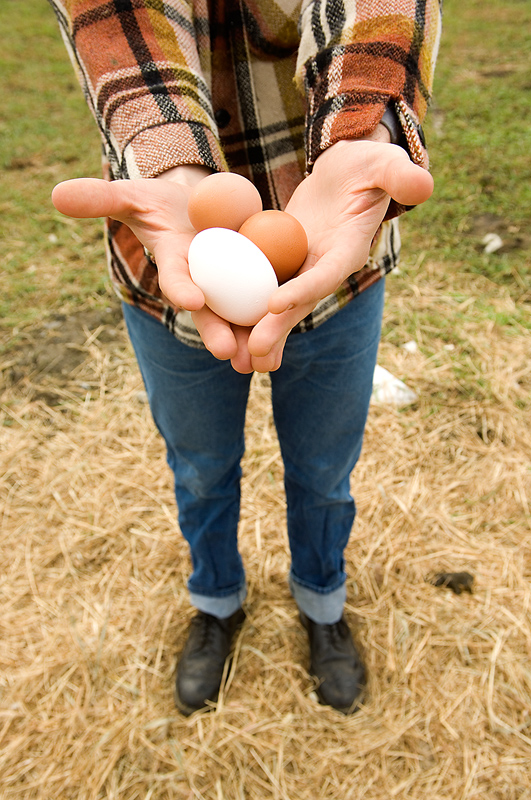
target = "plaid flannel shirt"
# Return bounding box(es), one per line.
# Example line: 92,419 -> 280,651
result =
49,0 -> 442,346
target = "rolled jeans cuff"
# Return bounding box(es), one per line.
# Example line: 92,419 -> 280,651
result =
289,574 -> 346,625
189,584 -> 247,619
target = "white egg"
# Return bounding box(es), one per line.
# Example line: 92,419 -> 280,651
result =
188,228 -> 278,326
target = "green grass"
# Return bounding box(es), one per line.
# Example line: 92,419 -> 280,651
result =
0,0 -> 106,330
400,0 -> 531,294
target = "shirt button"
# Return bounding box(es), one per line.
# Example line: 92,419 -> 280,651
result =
215,108 -> 231,129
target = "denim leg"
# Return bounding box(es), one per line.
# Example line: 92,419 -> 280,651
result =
122,303 -> 252,617
270,279 -> 385,623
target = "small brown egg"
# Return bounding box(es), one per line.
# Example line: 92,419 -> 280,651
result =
238,210 -> 308,283
188,172 -> 263,232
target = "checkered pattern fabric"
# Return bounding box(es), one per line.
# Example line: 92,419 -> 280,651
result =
48,0 -> 442,344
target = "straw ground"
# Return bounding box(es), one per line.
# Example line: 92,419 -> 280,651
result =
2,1 -> 530,792
1,255 -> 530,798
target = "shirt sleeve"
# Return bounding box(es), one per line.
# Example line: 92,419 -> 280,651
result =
48,0 -> 228,179
296,0 -> 443,172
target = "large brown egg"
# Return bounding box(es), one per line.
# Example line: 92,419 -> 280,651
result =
188,172 -> 263,232
238,210 -> 308,284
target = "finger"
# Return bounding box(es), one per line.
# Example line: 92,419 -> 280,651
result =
248,302 -> 315,358
250,333 -> 289,373
266,245 -> 363,317
191,306 -> 238,361
373,148 -> 434,206
52,178 -> 137,219
229,326 -> 254,374
155,239 -> 205,311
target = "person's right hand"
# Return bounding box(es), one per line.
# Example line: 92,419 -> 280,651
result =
51,170 -> 207,314
52,168 -> 255,363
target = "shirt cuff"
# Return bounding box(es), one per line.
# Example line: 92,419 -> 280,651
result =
117,121 -> 228,180
301,45 -> 430,172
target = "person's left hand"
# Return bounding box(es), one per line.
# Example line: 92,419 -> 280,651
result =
198,137 -> 434,373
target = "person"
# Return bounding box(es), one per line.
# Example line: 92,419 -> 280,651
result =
48,0 -> 441,715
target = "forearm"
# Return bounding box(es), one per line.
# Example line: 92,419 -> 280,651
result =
47,0 -> 226,180
297,0 -> 443,172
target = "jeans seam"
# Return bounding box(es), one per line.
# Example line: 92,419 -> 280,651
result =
289,571 -> 346,596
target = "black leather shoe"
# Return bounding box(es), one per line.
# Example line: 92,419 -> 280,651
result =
300,611 -> 366,714
174,608 -> 246,716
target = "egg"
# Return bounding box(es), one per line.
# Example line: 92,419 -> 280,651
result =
238,210 -> 308,283
188,172 -> 263,232
188,228 -> 278,326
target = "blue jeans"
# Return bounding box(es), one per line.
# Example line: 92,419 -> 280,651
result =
122,278 -> 385,624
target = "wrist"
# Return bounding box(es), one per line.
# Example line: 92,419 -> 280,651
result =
313,123 -> 393,171
356,122 -> 392,145
378,104 -> 402,145
314,131 -> 390,169
353,105 -> 402,145
155,164 -> 214,187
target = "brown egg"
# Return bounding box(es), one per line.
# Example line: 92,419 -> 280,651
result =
188,172 -> 263,232
238,210 -> 308,283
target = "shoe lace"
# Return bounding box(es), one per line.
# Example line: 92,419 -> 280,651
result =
331,620 -> 348,645
314,618 -> 356,664
191,613 -> 228,652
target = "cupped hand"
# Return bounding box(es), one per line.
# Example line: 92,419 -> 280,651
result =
51,175 -> 205,312
191,305 -> 288,373
245,139 -> 434,368
52,172 -> 257,367
51,173 -> 295,372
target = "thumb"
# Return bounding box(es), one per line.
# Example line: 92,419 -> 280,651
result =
51,177 -> 141,220
376,149 -> 434,206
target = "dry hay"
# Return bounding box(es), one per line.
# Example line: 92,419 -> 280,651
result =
1,269 -> 530,800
